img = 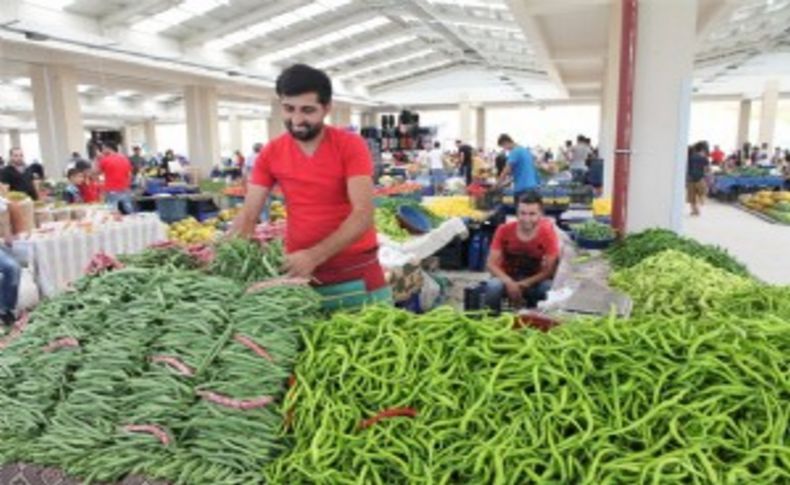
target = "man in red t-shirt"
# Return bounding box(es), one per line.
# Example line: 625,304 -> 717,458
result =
97,142 -> 133,213
710,145 -> 725,165
230,64 -> 389,307
485,192 -> 560,308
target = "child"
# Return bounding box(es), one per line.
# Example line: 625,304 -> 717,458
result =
78,168 -> 102,204
63,168 -> 84,204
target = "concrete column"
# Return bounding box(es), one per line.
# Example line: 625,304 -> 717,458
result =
627,0 -> 697,233
121,125 -> 134,154
599,0 -> 622,198
29,65 -> 85,177
736,99 -> 751,148
475,107 -> 486,150
143,119 -> 158,154
184,85 -> 220,174
228,113 -> 243,152
360,111 -> 375,127
9,129 -> 21,149
758,79 -> 779,152
459,96 -> 472,144
333,103 -> 352,127
267,99 -> 285,141
0,133 -> 7,159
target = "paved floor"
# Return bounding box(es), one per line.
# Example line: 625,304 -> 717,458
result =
682,200 -> 790,285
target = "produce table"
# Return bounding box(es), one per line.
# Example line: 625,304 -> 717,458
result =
12,213 -> 167,297
711,174 -> 784,195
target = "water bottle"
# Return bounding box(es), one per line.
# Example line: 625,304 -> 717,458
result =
464,285 -> 481,311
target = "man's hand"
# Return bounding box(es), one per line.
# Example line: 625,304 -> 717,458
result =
283,249 -> 323,278
504,279 -> 523,304
228,213 -> 256,238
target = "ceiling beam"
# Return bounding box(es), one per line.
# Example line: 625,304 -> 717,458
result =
366,61 -> 461,92
100,0 -> 177,28
293,26 -> 427,67
348,51 -> 451,84
183,0 -> 312,47
519,0 -> 611,16
505,0 -> 569,98
429,11 -> 520,31
696,0 -> 740,42
243,6 -> 378,63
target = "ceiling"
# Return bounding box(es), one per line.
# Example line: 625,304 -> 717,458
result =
1,0 -> 789,118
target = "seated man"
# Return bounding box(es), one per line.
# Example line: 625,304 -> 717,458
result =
484,192 -> 560,309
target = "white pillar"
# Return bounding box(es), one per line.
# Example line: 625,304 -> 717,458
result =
627,0 -> 697,233
459,96 -> 472,144
144,119 -> 158,154
267,99 -> 285,141
121,125 -> 134,154
229,113 -> 243,152
184,85 -> 220,175
29,65 -> 85,177
333,103 -> 352,127
736,99 -> 751,149
758,80 -> 779,152
599,0 -> 622,198
360,111 -> 375,127
9,129 -> 21,149
475,107 -> 486,150
0,133 -> 7,159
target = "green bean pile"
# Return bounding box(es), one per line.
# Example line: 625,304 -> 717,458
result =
609,250 -> 755,318
209,238 -> 284,285
607,228 -> 750,277
0,264 -> 321,484
265,306 -> 790,484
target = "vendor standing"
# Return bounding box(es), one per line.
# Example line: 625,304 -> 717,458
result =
231,64 -> 391,307
496,134 -> 540,200
484,192 -> 559,309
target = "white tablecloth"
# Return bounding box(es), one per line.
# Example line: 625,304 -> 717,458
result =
12,213 -> 168,297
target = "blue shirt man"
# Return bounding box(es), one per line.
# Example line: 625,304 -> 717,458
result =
496,134 -> 539,195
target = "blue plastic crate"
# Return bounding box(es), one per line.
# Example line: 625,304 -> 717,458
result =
196,210 -> 219,222
155,197 -> 188,223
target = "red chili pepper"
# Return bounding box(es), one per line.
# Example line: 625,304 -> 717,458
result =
359,407 -> 418,430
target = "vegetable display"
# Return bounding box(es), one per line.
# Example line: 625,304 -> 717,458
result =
607,228 -> 750,277
423,196 -> 486,220
572,220 -> 616,241
266,306 -> 790,484
0,246 -> 321,484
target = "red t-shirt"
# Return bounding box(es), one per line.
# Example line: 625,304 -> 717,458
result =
79,181 -> 102,203
250,126 -> 377,262
711,149 -> 725,164
491,218 -> 560,279
98,153 -> 132,191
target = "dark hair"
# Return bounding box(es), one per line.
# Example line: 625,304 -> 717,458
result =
434,141 -> 440,149
67,167 -> 82,179
497,134 -> 514,146
75,160 -> 91,171
276,64 -> 332,105
517,191 -> 543,208
693,141 -> 709,154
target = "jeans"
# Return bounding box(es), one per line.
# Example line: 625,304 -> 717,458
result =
429,169 -> 446,192
483,277 -> 552,310
571,168 -> 588,184
0,247 -> 21,314
106,190 -> 135,214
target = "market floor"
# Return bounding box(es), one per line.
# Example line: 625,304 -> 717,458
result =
682,200 -> 790,285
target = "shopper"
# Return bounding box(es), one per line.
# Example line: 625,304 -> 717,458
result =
428,141 -> 446,194
0,196 -> 21,327
455,139 -> 474,185
687,141 -> 710,217
231,64 -> 390,307
97,142 -> 134,214
25,158 -> 45,182
245,142 -> 264,177
710,145 -> 725,165
496,134 -> 540,200
129,145 -> 147,176
484,192 -> 559,309
63,168 -> 85,204
569,135 -> 592,183
0,148 -> 38,200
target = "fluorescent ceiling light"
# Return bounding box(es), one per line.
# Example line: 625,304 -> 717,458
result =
12,78 -> 31,87
132,0 -> 229,34
205,0 -> 352,50
362,59 -> 455,87
315,35 -> 417,69
336,49 -> 436,80
77,84 -> 93,93
155,94 -> 177,101
256,16 -> 390,63
426,0 -> 508,10
26,0 -> 74,10
116,90 -> 138,97
449,20 -> 521,33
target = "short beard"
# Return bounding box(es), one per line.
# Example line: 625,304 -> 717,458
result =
285,121 -> 323,142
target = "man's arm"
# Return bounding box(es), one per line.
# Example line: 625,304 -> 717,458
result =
284,175 -> 374,278
496,164 -> 512,188
517,254 -> 558,289
229,184 -> 270,237
486,248 -> 522,302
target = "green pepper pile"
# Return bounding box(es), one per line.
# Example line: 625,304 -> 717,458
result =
266,306 -> 790,484
573,220 -> 616,241
607,228 -> 750,277
0,258 -> 320,483
375,199 -> 445,242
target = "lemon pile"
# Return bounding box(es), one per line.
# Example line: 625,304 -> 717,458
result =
168,217 -> 217,244
423,196 -> 485,220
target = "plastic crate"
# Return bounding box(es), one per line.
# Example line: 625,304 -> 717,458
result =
196,210 -> 219,222
155,197 -> 188,223
144,178 -> 167,195
575,235 -> 615,250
